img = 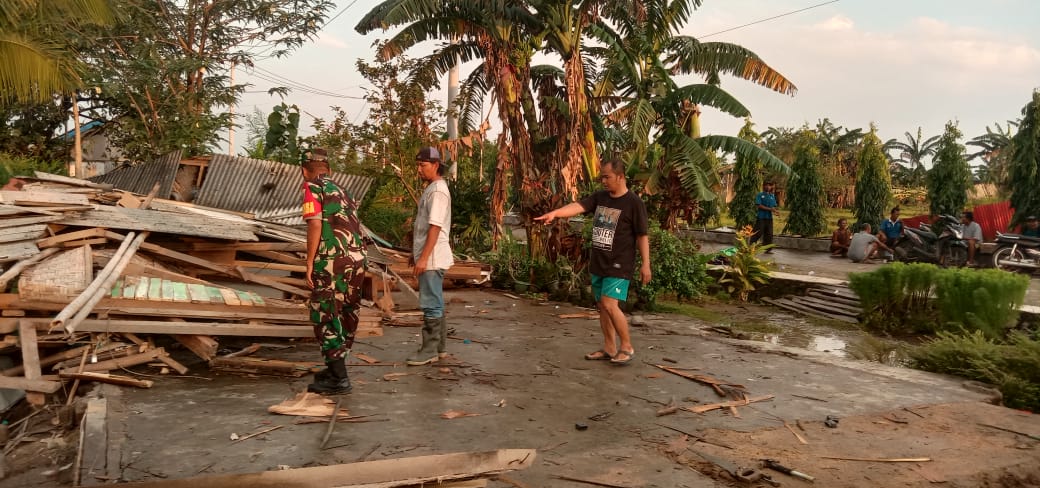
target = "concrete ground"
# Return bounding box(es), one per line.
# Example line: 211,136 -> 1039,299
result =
7,288 -> 1038,487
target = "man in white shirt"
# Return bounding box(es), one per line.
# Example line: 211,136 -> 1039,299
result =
848,223 -> 891,263
407,147 -> 454,366
961,211 -> 983,267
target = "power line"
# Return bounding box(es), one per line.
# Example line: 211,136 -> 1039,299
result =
324,0 -> 360,27
699,0 -> 842,39
246,68 -> 365,99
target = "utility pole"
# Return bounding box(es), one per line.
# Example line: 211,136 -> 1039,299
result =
72,91 -> 83,178
446,37 -> 459,179
228,62 -> 236,155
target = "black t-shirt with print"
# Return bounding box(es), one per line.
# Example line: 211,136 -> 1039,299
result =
578,190 -> 649,279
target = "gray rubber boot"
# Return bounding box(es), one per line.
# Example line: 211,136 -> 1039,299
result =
406,317 -> 440,366
437,317 -> 448,358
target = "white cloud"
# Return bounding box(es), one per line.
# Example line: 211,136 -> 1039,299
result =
813,15 -> 854,31
317,34 -> 349,49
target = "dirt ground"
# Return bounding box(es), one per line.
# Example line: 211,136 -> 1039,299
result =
2,288 -> 1039,488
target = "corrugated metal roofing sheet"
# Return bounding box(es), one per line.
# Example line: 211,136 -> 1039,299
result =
194,154 -> 373,226
89,151 -> 182,197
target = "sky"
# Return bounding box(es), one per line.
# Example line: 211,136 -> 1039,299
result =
232,0 -> 1040,165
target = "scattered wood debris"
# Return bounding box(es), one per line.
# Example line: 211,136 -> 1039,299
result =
761,286 -> 862,323
0,171 -> 490,410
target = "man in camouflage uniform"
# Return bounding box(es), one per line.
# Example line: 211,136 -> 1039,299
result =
301,148 -> 366,394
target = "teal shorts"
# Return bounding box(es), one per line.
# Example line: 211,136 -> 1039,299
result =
591,274 -> 630,302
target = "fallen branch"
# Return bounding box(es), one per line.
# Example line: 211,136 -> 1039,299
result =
682,395 -> 774,414
553,475 -> 634,488
230,425 -> 283,444
654,365 -> 745,397
784,421 -> 808,445
653,423 -> 734,450
978,423 -> 1040,442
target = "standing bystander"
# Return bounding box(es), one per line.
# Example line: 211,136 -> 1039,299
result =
406,147 -> 454,366
301,148 -> 367,394
751,182 -> 779,253
535,159 -> 651,365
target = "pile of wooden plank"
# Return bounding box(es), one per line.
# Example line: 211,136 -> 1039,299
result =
761,286 -> 863,324
0,172 -> 405,404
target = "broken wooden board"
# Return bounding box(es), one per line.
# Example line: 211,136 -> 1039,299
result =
35,227 -> 108,248
0,223 -> 47,243
761,297 -> 860,324
60,205 -> 258,241
682,395 -> 775,414
0,190 -> 91,206
269,392 -> 351,418
115,449 -> 537,488
58,371 -> 153,388
30,318 -> 315,338
655,365 -> 747,397
0,240 -> 40,262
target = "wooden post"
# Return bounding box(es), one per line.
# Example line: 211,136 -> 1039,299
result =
19,320 -> 46,406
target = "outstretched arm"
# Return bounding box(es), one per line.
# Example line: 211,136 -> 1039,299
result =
534,202 -> 586,224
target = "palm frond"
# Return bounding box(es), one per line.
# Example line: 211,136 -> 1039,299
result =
405,41 -> 484,90
696,135 -> 791,175
355,0 -> 446,34
0,33 -> 80,102
665,84 -> 749,118
456,63 -> 489,134
667,38 -> 796,96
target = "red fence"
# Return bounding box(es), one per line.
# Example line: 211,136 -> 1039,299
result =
901,201 -> 1013,242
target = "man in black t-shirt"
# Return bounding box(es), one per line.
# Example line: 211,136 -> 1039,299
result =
535,160 -> 651,365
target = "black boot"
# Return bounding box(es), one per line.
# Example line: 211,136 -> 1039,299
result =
308,357 -> 352,394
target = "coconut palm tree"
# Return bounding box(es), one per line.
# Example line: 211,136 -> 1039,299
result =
967,120 -> 1017,190
0,0 -> 114,103
885,127 -> 939,188
589,0 -> 795,228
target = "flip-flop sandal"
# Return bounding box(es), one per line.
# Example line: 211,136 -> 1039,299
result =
610,350 -> 635,365
584,350 -> 613,360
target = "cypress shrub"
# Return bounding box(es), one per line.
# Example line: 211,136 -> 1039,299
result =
783,131 -> 826,236
854,126 -> 891,231
927,121 -> 972,217
728,120 -> 762,230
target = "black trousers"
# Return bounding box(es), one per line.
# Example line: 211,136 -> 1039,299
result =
751,217 -> 774,246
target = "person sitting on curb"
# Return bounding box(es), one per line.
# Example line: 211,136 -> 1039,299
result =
848,223 -> 891,263
878,206 -> 903,261
961,211 -> 983,267
1022,215 -> 1039,238
830,218 -> 852,257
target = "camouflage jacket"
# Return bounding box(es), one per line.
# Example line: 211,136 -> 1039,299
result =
301,175 -> 365,260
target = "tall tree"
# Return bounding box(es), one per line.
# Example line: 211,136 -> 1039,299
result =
814,118 -> 863,208
967,120 -> 1017,191
1007,91 -> 1040,228
885,127 -> 939,188
728,120 -> 762,230
927,121 -> 971,217
784,130 -> 826,236
77,0 -> 333,160
591,0 -> 795,229
855,126 -> 892,230
1,0 -> 113,104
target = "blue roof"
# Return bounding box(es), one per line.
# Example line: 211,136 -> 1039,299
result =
61,120 -> 105,140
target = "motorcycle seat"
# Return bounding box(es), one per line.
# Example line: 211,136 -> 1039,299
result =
997,233 -> 1040,247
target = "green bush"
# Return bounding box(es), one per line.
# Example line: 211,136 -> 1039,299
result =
849,263 -> 1028,337
635,224 -> 709,310
911,331 -> 1040,411
481,236 -> 530,290
359,204 -> 411,245
933,268 -> 1029,339
0,152 -> 66,185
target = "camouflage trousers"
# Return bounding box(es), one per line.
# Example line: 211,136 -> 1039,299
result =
309,253 -> 365,363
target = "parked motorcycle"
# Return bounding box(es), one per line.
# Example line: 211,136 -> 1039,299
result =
991,232 -> 1040,273
894,214 -> 968,267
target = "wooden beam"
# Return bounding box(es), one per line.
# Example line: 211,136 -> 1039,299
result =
57,347 -> 167,374
0,215 -> 64,229
238,268 -> 309,297
108,449 -> 537,488
60,237 -> 107,248
3,344 -> 91,377
0,375 -> 62,393
59,372 -> 153,388
241,249 -> 304,265
174,335 -> 219,361
234,260 -> 306,273
191,242 -> 306,252
17,318 -> 314,338
35,227 -> 107,248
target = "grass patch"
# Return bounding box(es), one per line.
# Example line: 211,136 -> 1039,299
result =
732,321 -> 783,334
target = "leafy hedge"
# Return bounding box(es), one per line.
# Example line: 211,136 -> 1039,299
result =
912,331 -> 1040,411
849,263 -> 1028,337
